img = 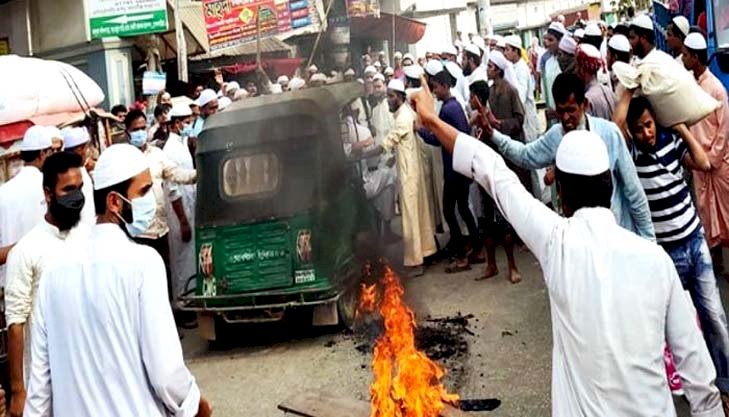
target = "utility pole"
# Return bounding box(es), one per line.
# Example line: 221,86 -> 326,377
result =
477,0 -> 491,37
175,0 -> 188,82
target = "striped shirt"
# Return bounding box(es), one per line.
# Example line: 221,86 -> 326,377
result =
632,128 -> 700,244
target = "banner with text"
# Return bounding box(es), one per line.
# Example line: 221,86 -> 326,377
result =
203,0 -> 320,51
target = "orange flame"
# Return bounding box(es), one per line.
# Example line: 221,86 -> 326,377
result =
362,265 -> 459,417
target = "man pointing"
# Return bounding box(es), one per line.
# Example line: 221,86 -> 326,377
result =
410,76 -> 722,416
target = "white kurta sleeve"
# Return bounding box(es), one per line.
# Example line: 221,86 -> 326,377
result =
665,258 -> 723,417
23,280 -> 51,417
160,151 -> 197,186
139,251 -> 201,417
452,133 -> 562,263
5,243 -> 35,326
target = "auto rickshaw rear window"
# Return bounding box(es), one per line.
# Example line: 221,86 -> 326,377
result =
222,153 -> 280,198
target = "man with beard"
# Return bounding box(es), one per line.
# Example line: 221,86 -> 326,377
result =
61,127 -> 96,227
191,89 -> 219,137
5,152 -> 89,417
629,15 -> 673,64
462,44 -> 488,86
542,21 -> 566,127
557,35 -> 577,74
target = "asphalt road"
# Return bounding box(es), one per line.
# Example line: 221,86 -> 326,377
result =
181,248 -> 729,417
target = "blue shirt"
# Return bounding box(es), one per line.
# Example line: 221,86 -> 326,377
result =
631,128 -> 699,244
191,117 -> 205,137
490,115 -> 656,240
419,96 -> 470,181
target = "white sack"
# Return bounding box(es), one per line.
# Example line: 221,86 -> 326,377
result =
0,55 -> 105,125
612,52 -> 719,126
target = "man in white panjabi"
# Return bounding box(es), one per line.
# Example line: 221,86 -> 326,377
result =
411,78 -> 724,417
60,126 -> 96,227
0,126 -> 55,285
24,144 -> 211,417
163,103 -> 198,309
5,152 -> 89,417
356,79 -> 436,276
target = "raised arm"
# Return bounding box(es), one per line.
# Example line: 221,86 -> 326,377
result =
674,123 -> 711,172
488,128 -> 559,170
664,258 -> 724,417
412,75 -> 561,263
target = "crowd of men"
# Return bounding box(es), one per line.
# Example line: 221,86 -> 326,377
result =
0,8 -> 727,416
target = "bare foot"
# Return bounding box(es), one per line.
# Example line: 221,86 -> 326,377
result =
509,269 -> 522,284
476,264 -> 499,281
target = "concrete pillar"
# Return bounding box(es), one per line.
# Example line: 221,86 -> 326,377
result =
477,0 -> 491,36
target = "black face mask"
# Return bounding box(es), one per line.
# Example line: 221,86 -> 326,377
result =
50,189 -> 85,231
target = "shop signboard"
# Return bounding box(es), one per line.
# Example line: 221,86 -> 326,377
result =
88,0 -> 169,39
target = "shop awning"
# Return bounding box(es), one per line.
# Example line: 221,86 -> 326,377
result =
190,37 -> 293,61
351,12 -> 426,44
217,58 -> 305,78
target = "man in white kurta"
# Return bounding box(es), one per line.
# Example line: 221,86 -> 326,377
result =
0,126 -> 54,286
411,81 -> 722,416
61,126 -> 96,227
24,144 -> 208,417
163,104 -> 198,304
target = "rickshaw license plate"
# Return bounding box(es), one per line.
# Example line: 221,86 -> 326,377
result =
295,269 -> 316,284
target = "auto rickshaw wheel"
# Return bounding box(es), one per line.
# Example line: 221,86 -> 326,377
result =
337,284 -> 359,331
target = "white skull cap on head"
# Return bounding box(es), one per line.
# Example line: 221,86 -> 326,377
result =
556,130 -> 610,176
608,34 -> 631,52
577,43 -> 602,58
384,67 -> 394,76
344,68 -> 356,76
442,44 -> 458,56
61,126 -> 90,148
465,43 -> 482,57
197,89 -> 218,107
631,15 -> 654,31
394,51 -> 403,59
20,125 -> 53,151
373,73 -> 386,82
445,61 -> 462,80
505,35 -> 522,49
403,53 -> 415,62
308,64 -> 318,72
584,23 -> 602,37
672,15 -> 690,36
93,144 -> 149,190
559,35 -> 577,54
364,65 -> 378,75
403,64 -> 424,79
387,79 -> 406,93
169,102 -> 193,118
574,28 -> 585,39
226,81 -> 240,92
276,75 -> 289,84
424,59 -> 444,76
684,32 -> 707,50
493,35 -> 506,48
472,36 -> 486,51
548,21 -> 566,35
488,50 -> 509,70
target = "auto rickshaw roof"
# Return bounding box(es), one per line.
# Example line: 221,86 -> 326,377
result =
198,81 -> 365,153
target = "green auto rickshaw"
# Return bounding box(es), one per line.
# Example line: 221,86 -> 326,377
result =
180,82 -> 377,341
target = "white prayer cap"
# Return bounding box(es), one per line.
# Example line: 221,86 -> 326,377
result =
196,89 -> 218,107
574,28 -> 585,39
548,21 -> 566,35
364,65 -> 378,75
289,77 -> 306,91
373,61 -> 382,68
424,59 -> 444,76
631,15 -> 654,31
45,126 -> 62,140
169,102 -> 192,118
233,89 -> 249,101
672,15 -> 690,37
20,126 -> 53,151
384,67 -> 394,76
608,34 -> 631,52
269,83 -> 283,94
465,43 -> 482,57
373,73 -> 386,82
357,78 -> 364,85
559,35 -> 577,54
344,68 -> 356,76
310,73 -> 328,82
577,43 -> 602,59
61,126 -> 90,149
584,23 -> 602,37
472,36 -> 486,51
445,61 -> 463,80
387,79 -> 406,93
556,131 -> 609,176
468,72 -> 488,86
277,75 -> 290,84
494,35 -> 506,48
307,64 -> 318,73
488,50 -> 509,70
685,32 -> 707,50
93,144 -> 148,190
227,81 -> 240,92
505,35 -> 522,49
219,96 -> 233,109
394,51 -> 403,59
403,64 -> 424,79
442,44 -> 458,56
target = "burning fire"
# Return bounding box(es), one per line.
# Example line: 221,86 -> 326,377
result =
358,265 -> 459,417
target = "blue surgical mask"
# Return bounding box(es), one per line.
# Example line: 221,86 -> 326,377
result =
115,191 -> 156,237
129,130 -> 147,148
181,123 -> 193,138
